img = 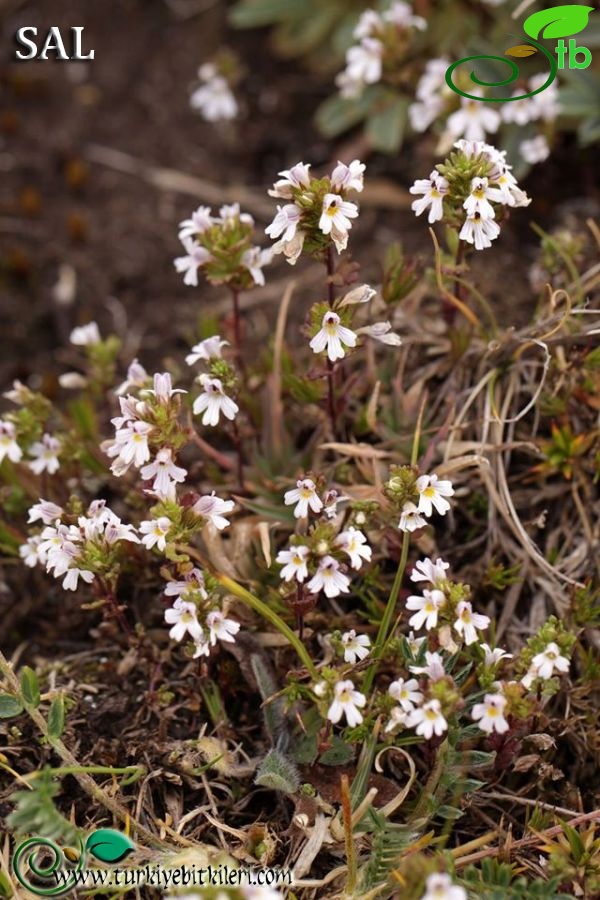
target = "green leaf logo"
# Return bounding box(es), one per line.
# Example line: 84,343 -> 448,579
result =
523,4 -> 594,40
85,829 -> 135,863
505,44 -> 538,56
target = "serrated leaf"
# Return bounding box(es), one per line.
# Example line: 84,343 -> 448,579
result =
505,44 -> 538,56
0,694 -> 24,718
47,696 -> 65,740
20,667 -> 40,708
85,829 -> 135,863
254,749 -> 300,793
523,4 -> 594,40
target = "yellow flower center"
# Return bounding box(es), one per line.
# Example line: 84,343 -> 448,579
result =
425,708 -> 438,721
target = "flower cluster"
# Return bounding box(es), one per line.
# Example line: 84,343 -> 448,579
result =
190,62 -> 238,122
185,336 -> 239,428
104,372 -> 187,498
163,567 -> 240,659
265,160 -> 364,262
336,2 -> 427,100
308,283 -> 401,363
410,140 -> 531,250
276,476 -> 372,599
175,204 -> 271,289
410,64 -> 558,164
385,466 -> 455,533
21,499 -> 139,591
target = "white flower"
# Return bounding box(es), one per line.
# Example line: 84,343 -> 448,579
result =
420,872 -> 467,900
140,516 -> 171,551
206,610 -> 240,645
447,93 -> 501,142
271,229 -> 305,265
104,517 -> 140,545
284,478 -> 323,518
218,203 -> 254,227
411,557 -> 450,585
62,566 -> 95,591
410,171 -> 449,223
265,203 -> 302,242
186,335 -> 229,366
192,492 -> 235,530
330,159 -> 366,193
353,9 -> 383,39
241,246 -> 272,286
454,600 -> 490,645
28,499 -> 64,525
164,568 -> 208,600
4,380 -> 32,405
409,97 -> 444,132
115,359 -> 149,395
190,71 -> 237,122
345,38 -> 383,87
463,177 -> 499,219
327,679 -> 366,727
491,171 -> 531,209
338,284 -> 376,307
356,322 -> 402,346
406,699 -> 448,739
459,212 -> 501,250
384,1 -> 427,30
416,474 -> 454,517
385,706 -> 409,732
107,421 -> 154,472
341,630 -> 371,663
481,643 -> 513,667
28,434 -> 60,475
530,642 -> 570,681
410,650 -> 446,681
415,57 -> 450,101
335,527 -> 372,570
70,322 -> 100,345
268,162 -> 312,199
472,692 -> 509,734
520,135 -> 550,165
0,420 -> 22,464
165,598 -> 204,642
307,555 -> 350,598
19,535 -> 47,568
388,677 -> 423,711
310,312 -> 357,362
276,544 -> 310,582
407,630 -> 427,655
528,73 -> 560,121
192,637 -> 211,658
501,93 -> 536,126
399,501 -> 426,532
178,206 -> 215,241
145,372 -> 186,404
318,194 -> 359,250
174,237 -> 212,287
140,448 -> 187,500
193,375 -> 239,427
406,588 -> 446,631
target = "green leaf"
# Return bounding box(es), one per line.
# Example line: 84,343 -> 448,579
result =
20,667 -> 40,708
319,736 -> 355,766
85,829 -> 135,863
523,4 -> 594,40
47,696 -> 65,740
505,44 -> 538,56
229,0 -> 306,28
365,94 -> 408,154
315,89 -> 374,138
0,694 -> 24,718
254,749 -> 300,794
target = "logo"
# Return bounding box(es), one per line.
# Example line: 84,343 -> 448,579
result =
15,27 -> 94,61
445,4 -> 594,101
13,829 -> 135,896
